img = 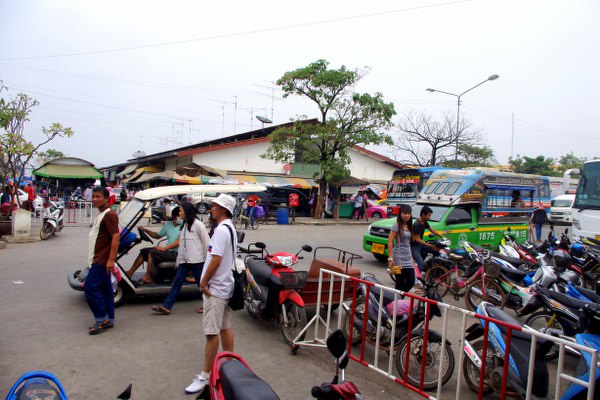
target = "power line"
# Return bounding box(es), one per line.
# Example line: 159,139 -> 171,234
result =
0,0 -> 470,61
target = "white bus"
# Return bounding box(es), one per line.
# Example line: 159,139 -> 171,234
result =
572,160 -> 600,241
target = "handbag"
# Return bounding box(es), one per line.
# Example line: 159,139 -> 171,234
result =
389,265 -> 402,275
225,224 -> 245,311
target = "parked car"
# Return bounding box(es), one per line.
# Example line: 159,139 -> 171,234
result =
366,199 -> 388,219
0,188 -> 43,214
549,194 -> 575,225
187,192 -> 218,214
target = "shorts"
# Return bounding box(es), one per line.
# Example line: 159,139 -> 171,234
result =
150,249 -> 177,265
202,294 -> 231,335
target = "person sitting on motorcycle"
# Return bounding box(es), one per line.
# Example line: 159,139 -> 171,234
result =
125,207 -> 181,285
411,205 -> 446,272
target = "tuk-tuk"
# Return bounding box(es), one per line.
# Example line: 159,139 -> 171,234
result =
68,184 -> 266,306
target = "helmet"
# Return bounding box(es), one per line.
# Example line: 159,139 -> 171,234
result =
570,243 -> 586,258
553,249 -> 573,270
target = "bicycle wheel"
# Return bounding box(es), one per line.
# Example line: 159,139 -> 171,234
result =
524,311 -> 567,360
424,264 -> 451,298
251,219 -> 259,230
465,278 -> 506,312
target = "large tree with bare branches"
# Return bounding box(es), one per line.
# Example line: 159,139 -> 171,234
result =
394,110 -> 483,166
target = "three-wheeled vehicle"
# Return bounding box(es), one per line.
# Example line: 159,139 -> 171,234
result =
67,184 -> 266,306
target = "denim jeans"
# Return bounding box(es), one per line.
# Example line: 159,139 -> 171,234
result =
534,223 -> 543,241
411,244 -> 436,272
161,262 -> 203,311
84,263 -> 115,323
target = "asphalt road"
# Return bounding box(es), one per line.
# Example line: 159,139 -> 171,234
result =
0,221 -> 577,399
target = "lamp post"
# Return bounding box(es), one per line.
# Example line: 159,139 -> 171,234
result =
426,74 -> 499,166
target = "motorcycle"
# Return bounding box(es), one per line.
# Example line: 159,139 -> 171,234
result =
39,200 -> 65,240
311,329 -> 363,400
5,370 -> 132,400
239,241 -> 313,346
199,352 -> 279,400
342,275 -> 455,390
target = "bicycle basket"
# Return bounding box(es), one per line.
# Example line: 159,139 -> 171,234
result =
484,260 -> 501,278
279,271 -> 308,289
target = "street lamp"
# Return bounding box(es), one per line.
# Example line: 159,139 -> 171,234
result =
426,74 -> 499,166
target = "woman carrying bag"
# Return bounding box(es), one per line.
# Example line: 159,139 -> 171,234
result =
151,202 -> 210,315
387,204 -> 416,293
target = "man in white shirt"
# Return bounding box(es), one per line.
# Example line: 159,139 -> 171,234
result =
185,194 -> 237,395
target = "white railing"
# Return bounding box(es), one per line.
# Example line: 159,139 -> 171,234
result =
294,269 -> 598,400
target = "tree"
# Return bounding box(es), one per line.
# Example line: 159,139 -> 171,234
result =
395,110 -> 483,166
36,149 -> 65,165
450,144 -> 496,168
0,87 -> 74,207
556,151 -> 585,173
509,155 -> 557,176
263,60 -> 396,218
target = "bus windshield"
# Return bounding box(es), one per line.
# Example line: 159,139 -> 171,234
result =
574,162 -> 600,209
387,169 -> 421,201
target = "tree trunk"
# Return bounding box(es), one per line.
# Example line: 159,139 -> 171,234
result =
313,181 -> 328,219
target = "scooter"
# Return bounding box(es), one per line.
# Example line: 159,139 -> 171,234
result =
342,275 -> 455,390
5,370 -> 132,399
199,352 -> 279,400
239,241 -> 313,346
311,329 -> 363,400
462,301 -> 554,398
39,200 -> 65,240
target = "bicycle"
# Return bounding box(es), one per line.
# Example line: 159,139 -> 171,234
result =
238,213 -> 258,230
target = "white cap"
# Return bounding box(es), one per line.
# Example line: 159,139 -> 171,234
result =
212,193 -> 236,215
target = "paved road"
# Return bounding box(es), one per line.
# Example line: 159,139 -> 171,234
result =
0,221 -> 576,399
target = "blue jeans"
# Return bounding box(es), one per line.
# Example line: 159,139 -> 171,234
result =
248,206 -> 256,224
84,263 -> 115,323
161,262 -> 203,311
534,223 -> 543,241
411,244 -> 436,272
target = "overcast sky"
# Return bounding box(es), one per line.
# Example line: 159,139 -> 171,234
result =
1,0 -> 598,169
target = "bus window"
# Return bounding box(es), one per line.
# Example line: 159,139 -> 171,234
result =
434,182 -> 450,195
446,207 -> 472,224
425,183 -> 439,194
445,182 -> 461,196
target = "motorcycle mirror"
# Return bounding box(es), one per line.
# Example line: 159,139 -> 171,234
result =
326,329 -> 347,359
301,244 -> 313,253
507,227 -> 512,232
255,242 -> 267,250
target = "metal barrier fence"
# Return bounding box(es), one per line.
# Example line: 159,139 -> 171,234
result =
31,201 -> 95,226
294,269 -> 598,400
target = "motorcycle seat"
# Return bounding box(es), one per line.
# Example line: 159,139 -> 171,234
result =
156,261 -> 176,270
493,252 -> 523,266
485,305 -> 532,341
499,264 -> 528,280
221,359 -> 280,400
246,257 -> 272,287
362,275 -> 397,305
538,287 -> 591,311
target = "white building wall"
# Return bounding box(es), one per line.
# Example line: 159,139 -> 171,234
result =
348,148 -> 396,182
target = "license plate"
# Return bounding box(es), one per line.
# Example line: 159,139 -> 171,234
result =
372,243 -> 385,254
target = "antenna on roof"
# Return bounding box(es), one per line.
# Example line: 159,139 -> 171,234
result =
256,115 -> 272,132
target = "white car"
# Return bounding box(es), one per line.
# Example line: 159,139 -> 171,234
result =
187,192 -> 218,214
549,194 -> 575,225
0,188 -> 43,215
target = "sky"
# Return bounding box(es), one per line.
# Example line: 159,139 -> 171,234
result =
1,0 -> 599,169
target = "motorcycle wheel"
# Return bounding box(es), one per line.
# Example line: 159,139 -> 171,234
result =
424,264 -> 451,298
244,278 -> 260,319
40,223 -> 54,240
524,311 -> 567,361
396,332 -> 455,390
342,297 -> 366,346
280,301 -> 307,345
464,278 -> 506,312
462,340 -> 496,395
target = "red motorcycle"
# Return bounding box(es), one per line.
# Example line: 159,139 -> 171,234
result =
239,242 -> 313,346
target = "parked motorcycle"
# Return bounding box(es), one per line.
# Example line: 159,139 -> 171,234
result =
5,370 -> 132,400
239,241 -> 313,346
462,301 -> 553,397
40,200 -> 65,240
311,329 -> 363,400
199,352 -> 279,400
342,275 -> 455,390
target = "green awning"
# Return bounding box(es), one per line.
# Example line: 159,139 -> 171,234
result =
33,164 -> 103,179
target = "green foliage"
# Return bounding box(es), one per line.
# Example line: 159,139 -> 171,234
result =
556,151 -> 585,172
509,155 -> 558,176
0,86 -> 74,204
37,149 -> 65,165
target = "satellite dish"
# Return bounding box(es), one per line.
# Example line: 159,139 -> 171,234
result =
256,115 -> 272,124
132,150 -> 146,158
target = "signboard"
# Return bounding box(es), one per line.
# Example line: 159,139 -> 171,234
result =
288,193 -> 299,207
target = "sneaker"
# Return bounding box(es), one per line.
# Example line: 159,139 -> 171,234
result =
185,375 -> 208,394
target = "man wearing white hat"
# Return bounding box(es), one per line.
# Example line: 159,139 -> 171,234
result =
186,193 -> 238,394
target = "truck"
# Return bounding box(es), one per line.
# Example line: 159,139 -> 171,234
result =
363,169 -> 543,261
